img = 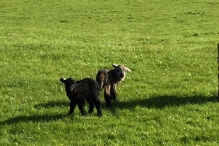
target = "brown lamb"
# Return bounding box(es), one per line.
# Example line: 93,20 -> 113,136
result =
96,64 -> 131,107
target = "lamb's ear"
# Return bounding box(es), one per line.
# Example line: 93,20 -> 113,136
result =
125,67 -> 131,72
60,78 -> 66,83
112,64 -> 118,68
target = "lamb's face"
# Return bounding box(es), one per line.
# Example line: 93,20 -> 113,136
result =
60,78 -> 77,97
112,64 -> 131,80
60,77 -> 76,86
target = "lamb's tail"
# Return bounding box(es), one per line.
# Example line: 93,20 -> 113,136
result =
96,70 -> 108,89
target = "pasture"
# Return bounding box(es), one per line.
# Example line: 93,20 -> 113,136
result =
0,0 -> 219,145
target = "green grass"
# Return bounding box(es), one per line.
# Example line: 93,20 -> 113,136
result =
0,0 -> 219,145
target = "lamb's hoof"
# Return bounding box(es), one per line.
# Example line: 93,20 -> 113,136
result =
81,113 -> 87,116
88,111 -> 94,114
106,104 -> 113,108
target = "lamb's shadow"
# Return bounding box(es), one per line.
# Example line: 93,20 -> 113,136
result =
1,95 -> 217,125
1,100 -> 70,125
0,114 -> 67,125
114,94 -> 217,109
34,100 -> 69,109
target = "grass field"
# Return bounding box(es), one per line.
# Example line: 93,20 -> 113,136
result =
0,0 -> 219,145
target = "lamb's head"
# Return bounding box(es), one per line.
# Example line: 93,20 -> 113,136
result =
60,77 -> 77,98
112,64 -> 131,81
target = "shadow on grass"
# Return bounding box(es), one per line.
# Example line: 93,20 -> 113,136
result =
0,114 -> 68,125
114,94 -> 217,109
105,94 -> 218,116
34,95 -> 217,111
34,101 -> 69,109
1,95 -> 217,125
0,100 -> 70,125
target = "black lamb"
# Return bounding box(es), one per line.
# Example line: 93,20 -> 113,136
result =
60,77 -> 102,117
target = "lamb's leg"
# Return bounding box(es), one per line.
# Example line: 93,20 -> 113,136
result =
68,101 -> 77,115
104,86 -> 112,107
94,98 -> 102,117
110,84 -> 117,101
87,99 -> 95,114
78,99 -> 86,116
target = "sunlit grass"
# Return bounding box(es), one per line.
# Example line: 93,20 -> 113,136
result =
0,0 -> 218,145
